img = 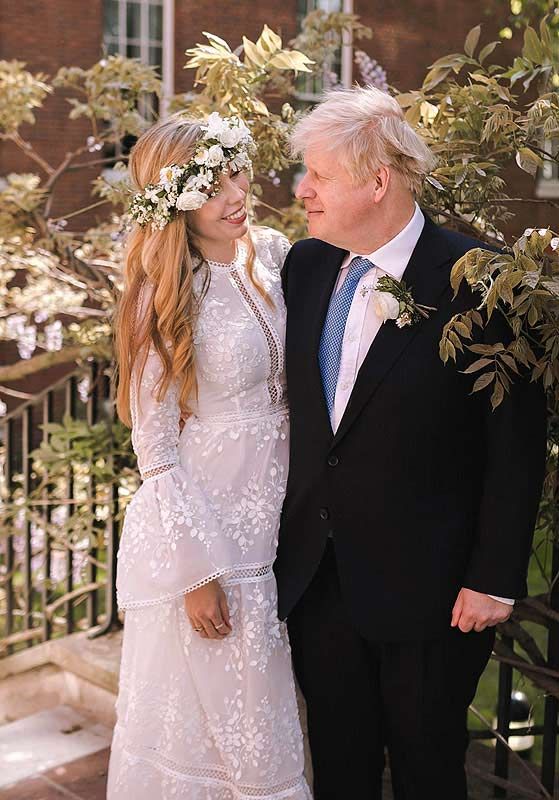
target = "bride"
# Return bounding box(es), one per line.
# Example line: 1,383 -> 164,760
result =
107,112 -> 310,799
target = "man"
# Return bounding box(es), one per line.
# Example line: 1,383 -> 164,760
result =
274,86 -> 547,799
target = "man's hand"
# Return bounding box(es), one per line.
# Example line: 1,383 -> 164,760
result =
184,579 -> 232,640
451,588 -> 513,633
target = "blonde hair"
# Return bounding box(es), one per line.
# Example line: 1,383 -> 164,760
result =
115,114 -> 264,427
290,85 -> 436,195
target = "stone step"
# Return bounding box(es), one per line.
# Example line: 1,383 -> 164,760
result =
0,705 -> 112,790
0,629 -> 122,728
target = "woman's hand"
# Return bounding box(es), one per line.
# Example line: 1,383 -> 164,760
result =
184,579 -> 232,639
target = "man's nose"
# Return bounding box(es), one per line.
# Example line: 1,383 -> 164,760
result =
295,172 -> 314,200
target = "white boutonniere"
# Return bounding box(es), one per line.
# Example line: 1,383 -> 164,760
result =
361,275 -> 436,328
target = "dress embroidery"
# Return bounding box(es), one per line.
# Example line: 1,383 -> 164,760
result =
108,227 -> 310,800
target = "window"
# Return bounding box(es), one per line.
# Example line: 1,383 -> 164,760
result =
535,136 -> 559,199
103,0 -> 163,69
295,0 -> 353,103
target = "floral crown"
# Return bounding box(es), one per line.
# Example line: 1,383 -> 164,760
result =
129,113 -> 254,230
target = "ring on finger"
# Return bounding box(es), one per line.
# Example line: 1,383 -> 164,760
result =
215,622 -> 226,630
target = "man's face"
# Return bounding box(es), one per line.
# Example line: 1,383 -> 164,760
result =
295,147 -> 375,250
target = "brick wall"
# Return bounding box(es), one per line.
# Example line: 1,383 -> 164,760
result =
0,1 -> 553,402
0,0 -> 104,221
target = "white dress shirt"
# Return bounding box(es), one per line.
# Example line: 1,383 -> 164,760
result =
327,202 -> 514,606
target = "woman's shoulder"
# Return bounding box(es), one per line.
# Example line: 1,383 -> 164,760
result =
251,225 -> 291,268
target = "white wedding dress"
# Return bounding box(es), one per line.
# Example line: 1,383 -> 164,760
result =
107,227 -> 311,799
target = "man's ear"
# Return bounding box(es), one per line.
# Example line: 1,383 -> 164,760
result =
372,165 -> 390,204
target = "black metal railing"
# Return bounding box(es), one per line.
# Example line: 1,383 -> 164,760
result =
0,363 -> 557,796
0,363 -> 120,655
467,540 -> 559,797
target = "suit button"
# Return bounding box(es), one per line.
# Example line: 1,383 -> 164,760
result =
319,508 -> 329,520
327,455 -> 339,467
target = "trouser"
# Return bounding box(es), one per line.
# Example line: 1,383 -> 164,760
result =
287,540 -> 495,800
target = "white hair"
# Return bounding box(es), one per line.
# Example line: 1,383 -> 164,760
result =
290,85 -> 437,195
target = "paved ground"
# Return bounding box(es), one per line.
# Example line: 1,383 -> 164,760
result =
2,743 -> 554,799
0,704 -> 555,800
0,747 -> 109,800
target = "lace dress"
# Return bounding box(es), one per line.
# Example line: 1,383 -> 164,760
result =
107,227 -> 311,800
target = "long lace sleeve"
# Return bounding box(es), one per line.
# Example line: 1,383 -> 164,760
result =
116,290 -> 236,610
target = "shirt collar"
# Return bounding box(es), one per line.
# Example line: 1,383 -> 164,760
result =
340,203 -> 425,279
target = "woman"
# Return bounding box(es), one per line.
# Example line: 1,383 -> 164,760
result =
107,112 -> 310,800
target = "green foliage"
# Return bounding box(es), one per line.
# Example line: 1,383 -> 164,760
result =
0,173 -> 46,238
55,54 -> 162,139
0,60 -> 52,135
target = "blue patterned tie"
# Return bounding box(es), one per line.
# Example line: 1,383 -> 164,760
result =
319,256 -> 375,416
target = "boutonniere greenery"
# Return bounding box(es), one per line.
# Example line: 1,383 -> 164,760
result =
361,275 -> 436,328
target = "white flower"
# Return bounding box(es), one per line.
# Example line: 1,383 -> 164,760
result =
176,189 -> 208,211
159,166 -> 176,186
44,320 -> 63,352
194,149 -> 209,165
370,290 -> 400,322
219,126 -> 242,148
204,112 -> 227,139
550,237 -> 559,251
145,187 -> 161,202
206,144 -> 224,167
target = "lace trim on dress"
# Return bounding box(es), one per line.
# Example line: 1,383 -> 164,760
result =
140,461 -> 179,481
196,401 -> 288,425
117,740 -> 310,799
118,568 -> 232,610
221,562 -> 274,585
228,266 -> 284,406
118,563 -> 275,609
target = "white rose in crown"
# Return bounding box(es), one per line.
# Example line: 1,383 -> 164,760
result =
194,149 -> 209,165
219,127 -> 242,148
370,290 -> 400,322
176,189 -> 208,211
206,144 -> 225,167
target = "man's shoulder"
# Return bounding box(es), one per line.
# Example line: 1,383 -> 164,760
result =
435,223 -> 501,259
288,237 -> 343,266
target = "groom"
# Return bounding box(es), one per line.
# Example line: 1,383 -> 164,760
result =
274,86 -> 547,799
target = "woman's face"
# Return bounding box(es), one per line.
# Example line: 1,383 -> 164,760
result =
188,168 -> 250,254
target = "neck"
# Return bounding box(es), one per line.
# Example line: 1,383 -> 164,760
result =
346,198 -> 416,255
198,239 -> 237,264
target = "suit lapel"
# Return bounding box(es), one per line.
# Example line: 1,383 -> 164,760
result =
330,217 -> 454,448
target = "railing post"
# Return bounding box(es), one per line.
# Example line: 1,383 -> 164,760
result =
41,391 -> 53,643
64,376 -> 76,635
3,418 -> 15,654
494,637 -> 513,797
541,541 -> 559,793
22,405 -> 34,646
86,362 -> 99,628
90,368 -> 121,638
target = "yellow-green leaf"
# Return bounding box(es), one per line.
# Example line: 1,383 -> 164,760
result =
491,380 -> 505,409
523,27 -> 545,64
479,41 -> 499,64
463,357 -> 494,374
464,26 -> 481,58
471,372 -> 495,393
268,51 -> 313,72
242,37 -> 267,68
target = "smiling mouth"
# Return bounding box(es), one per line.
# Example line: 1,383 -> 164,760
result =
223,207 -> 246,221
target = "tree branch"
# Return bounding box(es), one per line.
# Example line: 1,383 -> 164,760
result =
7,132 -> 55,176
0,346 -> 100,382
